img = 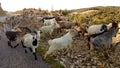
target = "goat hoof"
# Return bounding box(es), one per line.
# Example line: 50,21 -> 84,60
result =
35,57 -> 37,60
13,44 -> 19,48
8,42 -> 10,46
10,46 -> 13,48
7,42 -> 13,48
25,50 -> 28,53
13,46 -> 17,48
13,45 -> 17,48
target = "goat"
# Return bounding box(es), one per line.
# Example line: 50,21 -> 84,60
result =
21,30 -> 41,60
40,17 -> 57,26
40,22 -> 60,38
79,22 -> 113,37
88,22 -> 118,50
86,24 -> 108,35
44,29 -> 78,59
6,31 -> 21,48
43,18 -> 57,26
5,27 -> 22,48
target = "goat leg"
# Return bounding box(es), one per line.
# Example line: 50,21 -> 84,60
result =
13,43 -> 19,48
33,52 -> 37,60
8,41 -> 13,48
29,48 -> 33,52
21,41 -> 28,53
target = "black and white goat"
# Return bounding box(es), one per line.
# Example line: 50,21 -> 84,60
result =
40,17 -> 58,26
79,22 -> 113,37
5,26 -> 32,48
21,30 -> 41,60
86,24 -> 108,35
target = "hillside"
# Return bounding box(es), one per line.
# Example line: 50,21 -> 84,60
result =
10,6 -> 120,25
67,6 -> 120,24
0,6 -> 120,68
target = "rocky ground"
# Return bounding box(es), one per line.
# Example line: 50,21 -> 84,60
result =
41,30 -> 120,68
0,26 -> 119,68
53,36 -> 120,68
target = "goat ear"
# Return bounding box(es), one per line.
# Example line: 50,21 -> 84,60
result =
101,24 -> 107,31
33,37 -> 35,40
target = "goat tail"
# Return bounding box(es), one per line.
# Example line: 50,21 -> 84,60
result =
48,40 -> 52,46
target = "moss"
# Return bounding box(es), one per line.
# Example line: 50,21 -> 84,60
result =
37,46 -> 64,68
37,46 -> 46,57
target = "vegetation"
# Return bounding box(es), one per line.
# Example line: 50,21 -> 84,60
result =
67,6 -> 120,25
37,45 -> 64,68
12,6 -> 120,25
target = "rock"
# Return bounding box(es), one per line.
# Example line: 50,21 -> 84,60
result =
77,55 -> 82,58
87,66 -> 91,68
60,58 -> 66,62
81,66 -> 86,68
92,66 -> 96,68
70,64 -> 74,68
97,62 -> 102,66
60,61 -> 66,68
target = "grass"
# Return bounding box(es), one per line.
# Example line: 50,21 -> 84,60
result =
37,45 -> 64,68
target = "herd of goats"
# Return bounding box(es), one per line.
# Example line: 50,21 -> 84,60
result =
0,11 -> 120,61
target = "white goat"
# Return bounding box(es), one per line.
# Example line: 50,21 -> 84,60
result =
40,23 -> 60,37
87,24 -> 106,35
86,23 -> 112,35
21,31 -> 41,60
43,18 -> 57,26
44,29 -> 78,59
